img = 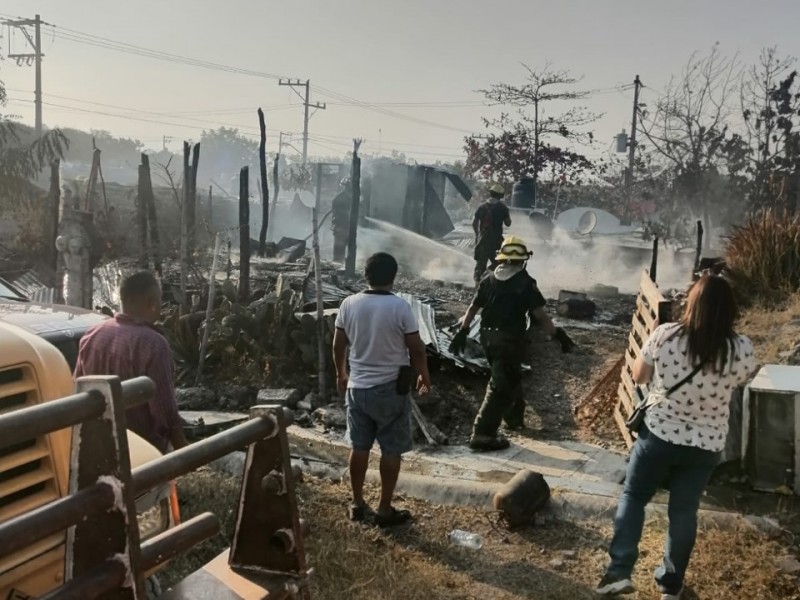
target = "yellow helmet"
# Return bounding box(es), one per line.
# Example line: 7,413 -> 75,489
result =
496,235 -> 532,261
489,183 -> 505,195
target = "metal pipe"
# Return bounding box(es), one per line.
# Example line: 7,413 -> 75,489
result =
40,559 -> 127,600
140,512 -> 220,571
0,483 -> 115,560
121,376 -> 156,409
0,390 -> 104,451
132,416 -> 277,495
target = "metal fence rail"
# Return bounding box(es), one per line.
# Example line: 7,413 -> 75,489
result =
0,375 -> 310,599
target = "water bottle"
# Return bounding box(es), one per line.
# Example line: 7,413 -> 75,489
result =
448,529 -> 483,550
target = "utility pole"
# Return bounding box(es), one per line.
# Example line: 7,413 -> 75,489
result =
278,79 -> 326,164
622,75 -> 643,223
3,14 -> 45,136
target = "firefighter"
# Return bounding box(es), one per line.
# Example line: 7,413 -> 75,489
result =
449,235 -> 576,451
472,183 -> 511,283
331,177 -> 352,263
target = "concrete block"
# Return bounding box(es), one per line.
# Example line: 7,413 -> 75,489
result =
256,388 -> 302,409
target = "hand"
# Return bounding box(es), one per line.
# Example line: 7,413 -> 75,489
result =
448,328 -> 469,355
553,327 -> 576,353
337,372 -> 349,395
416,374 -> 431,396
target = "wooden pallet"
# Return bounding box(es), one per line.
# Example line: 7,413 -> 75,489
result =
615,271 -> 666,448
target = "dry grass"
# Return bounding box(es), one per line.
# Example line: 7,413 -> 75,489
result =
163,470 -> 800,600
726,210 -> 800,307
738,292 -> 800,365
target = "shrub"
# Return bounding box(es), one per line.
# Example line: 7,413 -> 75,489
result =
725,209 -> 800,307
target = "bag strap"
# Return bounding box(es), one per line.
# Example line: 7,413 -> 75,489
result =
666,358 -> 707,396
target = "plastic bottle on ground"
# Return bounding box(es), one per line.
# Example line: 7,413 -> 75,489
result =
448,529 -> 483,550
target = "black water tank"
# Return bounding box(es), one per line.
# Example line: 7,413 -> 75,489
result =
511,178 -> 535,208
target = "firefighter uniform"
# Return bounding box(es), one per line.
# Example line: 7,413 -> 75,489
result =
450,236 -> 574,451
472,184 -> 510,283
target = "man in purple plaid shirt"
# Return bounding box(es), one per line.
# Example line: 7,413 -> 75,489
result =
74,271 -> 187,453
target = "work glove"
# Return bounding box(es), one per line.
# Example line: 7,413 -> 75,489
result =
448,328 -> 469,356
553,327 -> 576,353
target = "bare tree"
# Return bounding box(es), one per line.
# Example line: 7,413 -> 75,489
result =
638,45 -> 741,241
476,62 -> 600,189
740,47 -> 796,207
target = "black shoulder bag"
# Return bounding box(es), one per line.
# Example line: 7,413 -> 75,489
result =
625,359 -> 707,434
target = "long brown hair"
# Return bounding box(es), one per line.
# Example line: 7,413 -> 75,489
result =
679,274 -> 738,373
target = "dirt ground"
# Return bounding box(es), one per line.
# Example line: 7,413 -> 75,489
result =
162,469 -> 800,600
394,276 -> 634,450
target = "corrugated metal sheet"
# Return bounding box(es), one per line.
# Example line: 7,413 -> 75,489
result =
396,293 -> 439,351
10,271 -> 56,304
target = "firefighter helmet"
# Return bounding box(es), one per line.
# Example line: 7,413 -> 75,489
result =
489,183 -> 505,195
496,235 -> 532,262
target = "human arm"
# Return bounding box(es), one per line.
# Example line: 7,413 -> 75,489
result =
472,215 -> 480,238
150,339 -> 187,451
636,325 -> 665,385
405,332 -> 431,395
632,357 -> 654,384
332,328 -> 350,394
502,203 -> 511,227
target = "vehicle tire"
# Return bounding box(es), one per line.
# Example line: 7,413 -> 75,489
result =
145,575 -> 162,599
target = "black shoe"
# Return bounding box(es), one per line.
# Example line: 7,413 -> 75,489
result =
595,573 -> 635,595
503,421 -> 525,431
469,434 -> 510,451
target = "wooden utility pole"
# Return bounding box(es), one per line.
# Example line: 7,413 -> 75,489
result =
257,108 -> 270,257
345,140 -> 362,276
313,163 -> 326,400
278,79 -> 326,164
238,166 -> 251,302
47,160 -> 60,282
623,75 -> 643,222
268,153 -> 280,242
140,154 -> 161,276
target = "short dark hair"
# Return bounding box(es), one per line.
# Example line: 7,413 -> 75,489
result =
364,253 -> 398,286
120,271 -> 161,304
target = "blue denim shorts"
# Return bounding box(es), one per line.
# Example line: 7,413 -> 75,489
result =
345,381 -> 412,456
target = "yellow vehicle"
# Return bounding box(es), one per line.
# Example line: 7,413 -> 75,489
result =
0,316 -> 178,598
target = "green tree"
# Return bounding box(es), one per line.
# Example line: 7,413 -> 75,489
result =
0,71 -> 68,199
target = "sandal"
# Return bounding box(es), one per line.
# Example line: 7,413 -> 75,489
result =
375,507 -> 412,528
349,503 -> 373,522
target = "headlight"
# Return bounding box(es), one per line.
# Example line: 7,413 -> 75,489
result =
137,498 -> 170,541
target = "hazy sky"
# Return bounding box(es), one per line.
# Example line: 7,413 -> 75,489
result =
1,0 -> 798,163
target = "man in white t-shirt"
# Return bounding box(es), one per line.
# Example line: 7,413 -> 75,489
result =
333,252 -> 432,527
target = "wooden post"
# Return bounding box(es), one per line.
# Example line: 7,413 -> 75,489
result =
137,156 -> 149,268
313,163 -> 326,401
268,153 -> 280,242
196,233 -> 222,385
649,236 -> 659,283
141,154 -> 162,277
693,219 -> 704,276
186,143 -> 200,262
257,108 -> 270,257
345,139 -> 362,276
47,160 -> 61,284
208,185 -> 213,231
180,142 -> 190,309
239,166 -> 251,302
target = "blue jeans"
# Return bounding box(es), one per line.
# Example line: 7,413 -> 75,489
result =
606,426 -> 719,594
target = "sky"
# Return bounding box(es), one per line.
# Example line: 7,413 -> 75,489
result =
1,0 -> 798,164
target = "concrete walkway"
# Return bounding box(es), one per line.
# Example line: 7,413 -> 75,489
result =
287,426 -> 628,499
